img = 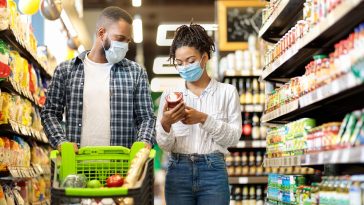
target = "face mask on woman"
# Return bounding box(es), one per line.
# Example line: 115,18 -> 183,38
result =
176,57 -> 204,82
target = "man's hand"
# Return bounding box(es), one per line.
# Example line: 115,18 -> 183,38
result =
160,102 -> 186,133
57,142 -> 79,153
182,106 -> 208,125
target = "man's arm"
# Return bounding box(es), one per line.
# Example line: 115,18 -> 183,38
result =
41,64 -> 67,148
134,68 -> 156,146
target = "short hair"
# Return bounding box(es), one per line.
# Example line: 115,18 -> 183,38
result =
96,6 -> 133,30
169,23 -> 215,64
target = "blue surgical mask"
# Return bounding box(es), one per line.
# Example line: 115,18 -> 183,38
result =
177,60 -> 204,82
102,38 -> 129,64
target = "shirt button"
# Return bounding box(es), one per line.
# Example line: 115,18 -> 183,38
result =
78,124 -> 82,127
80,102 -> 83,105
81,82 -> 84,85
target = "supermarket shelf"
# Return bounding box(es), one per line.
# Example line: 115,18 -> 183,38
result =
228,176 -> 268,184
0,165 -> 50,181
262,0 -> 364,81
259,0 -> 304,42
264,146 -> 364,167
0,29 -> 52,79
223,70 -> 262,78
261,99 -> 299,123
0,80 -> 42,108
241,104 -> 264,113
233,140 -> 267,149
261,72 -> 364,123
0,122 -> 49,144
32,200 -> 50,205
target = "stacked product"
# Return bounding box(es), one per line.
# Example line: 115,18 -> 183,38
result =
267,174 -> 364,205
266,110 -> 364,159
0,0 -> 56,75
265,23 -> 364,113
220,35 -> 264,76
230,185 -> 266,205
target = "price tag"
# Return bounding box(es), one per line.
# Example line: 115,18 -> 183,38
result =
238,177 -> 248,184
305,154 -> 311,165
226,70 -> 235,76
9,168 -> 19,178
318,153 -> 324,164
342,149 -> 350,163
14,123 -> 20,134
252,141 -> 261,147
331,150 -> 339,163
237,141 -> 245,148
360,147 -> 364,162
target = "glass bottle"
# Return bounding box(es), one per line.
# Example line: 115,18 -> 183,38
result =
245,79 -> 253,104
252,78 -> 260,104
252,113 -> 261,140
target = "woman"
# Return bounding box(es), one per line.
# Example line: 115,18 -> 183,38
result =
156,24 -> 242,205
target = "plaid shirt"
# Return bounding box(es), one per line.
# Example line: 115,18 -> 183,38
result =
41,51 -> 156,148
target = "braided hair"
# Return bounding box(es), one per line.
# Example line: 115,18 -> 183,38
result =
169,24 -> 215,64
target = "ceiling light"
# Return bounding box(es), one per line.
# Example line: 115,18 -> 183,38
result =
152,56 -> 178,74
156,24 -> 218,46
133,15 -> 143,43
132,0 -> 141,7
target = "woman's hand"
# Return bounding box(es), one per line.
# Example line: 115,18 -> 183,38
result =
160,102 -> 186,133
182,106 -> 207,125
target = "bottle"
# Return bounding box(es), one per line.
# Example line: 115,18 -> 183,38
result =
260,123 -> 267,140
241,152 -> 249,175
245,79 -> 253,104
230,186 -> 236,205
251,113 -> 261,140
235,187 -> 242,205
243,112 -> 252,140
256,186 -> 264,205
252,79 -> 260,104
226,154 -> 234,176
239,79 -> 246,104
248,152 -> 256,176
249,186 -> 256,205
231,78 -> 238,90
255,151 -> 263,176
233,152 -> 242,176
259,81 -> 265,105
242,186 -> 249,204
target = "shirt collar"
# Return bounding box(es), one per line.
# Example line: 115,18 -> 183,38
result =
183,78 -> 218,97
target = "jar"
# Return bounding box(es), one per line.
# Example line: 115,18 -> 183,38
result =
304,1 -> 313,21
297,20 -> 306,39
291,27 -> 297,45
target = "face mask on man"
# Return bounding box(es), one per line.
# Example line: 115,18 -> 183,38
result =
101,35 -> 129,64
176,57 -> 205,82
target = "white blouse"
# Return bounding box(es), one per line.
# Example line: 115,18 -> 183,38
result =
156,79 -> 242,154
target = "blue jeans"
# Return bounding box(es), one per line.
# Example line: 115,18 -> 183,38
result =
165,153 -> 230,205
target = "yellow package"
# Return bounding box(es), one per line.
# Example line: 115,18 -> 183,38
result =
22,99 -> 32,127
0,92 -> 11,124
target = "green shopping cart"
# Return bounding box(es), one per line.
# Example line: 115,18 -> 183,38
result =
50,142 -> 155,205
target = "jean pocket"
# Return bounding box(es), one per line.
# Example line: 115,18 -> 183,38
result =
208,157 -> 227,170
167,159 -> 176,170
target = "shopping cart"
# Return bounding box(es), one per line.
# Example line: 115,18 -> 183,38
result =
50,142 -> 155,205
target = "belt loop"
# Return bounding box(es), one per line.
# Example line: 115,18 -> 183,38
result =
176,153 -> 180,163
204,155 -> 209,163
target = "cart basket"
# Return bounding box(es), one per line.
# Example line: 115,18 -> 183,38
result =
50,142 -> 155,205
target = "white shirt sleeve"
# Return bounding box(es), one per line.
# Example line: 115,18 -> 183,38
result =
156,90 -> 177,152
200,87 -> 242,148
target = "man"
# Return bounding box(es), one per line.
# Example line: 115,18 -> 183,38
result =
41,7 -> 156,150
